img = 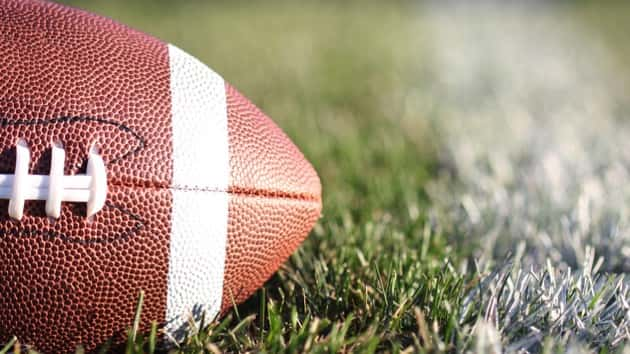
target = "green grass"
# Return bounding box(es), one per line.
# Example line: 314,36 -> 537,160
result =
7,1 -> 630,352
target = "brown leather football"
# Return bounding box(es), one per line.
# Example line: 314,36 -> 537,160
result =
0,0 -> 322,352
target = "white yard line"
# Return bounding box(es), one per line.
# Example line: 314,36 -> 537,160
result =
421,3 -> 630,351
425,3 -> 630,272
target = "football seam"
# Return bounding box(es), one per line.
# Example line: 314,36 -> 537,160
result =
109,183 -> 321,202
0,116 -> 321,202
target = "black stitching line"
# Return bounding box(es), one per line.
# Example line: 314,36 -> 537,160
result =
0,116 -> 147,242
0,202 -> 144,244
0,116 -> 146,165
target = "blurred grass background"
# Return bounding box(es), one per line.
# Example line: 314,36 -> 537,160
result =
54,0 -> 630,228
46,1 -> 630,352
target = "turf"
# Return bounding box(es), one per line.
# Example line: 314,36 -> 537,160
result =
7,1 -> 630,353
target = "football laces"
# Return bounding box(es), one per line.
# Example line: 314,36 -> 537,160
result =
0,139 -> 107,220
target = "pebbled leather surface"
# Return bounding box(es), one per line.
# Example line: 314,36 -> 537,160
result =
223,84 -> 322,310
0,1 -> 173,352
223,195 -> 321,310
0,0 -> 322,352
226,84 -> 322,202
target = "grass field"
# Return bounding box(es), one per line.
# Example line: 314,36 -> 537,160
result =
13,1 -> 630,353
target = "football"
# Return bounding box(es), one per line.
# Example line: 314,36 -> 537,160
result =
0,0 -> 322,352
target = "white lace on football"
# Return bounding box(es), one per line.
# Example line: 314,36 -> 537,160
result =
1,139 -> 107,220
